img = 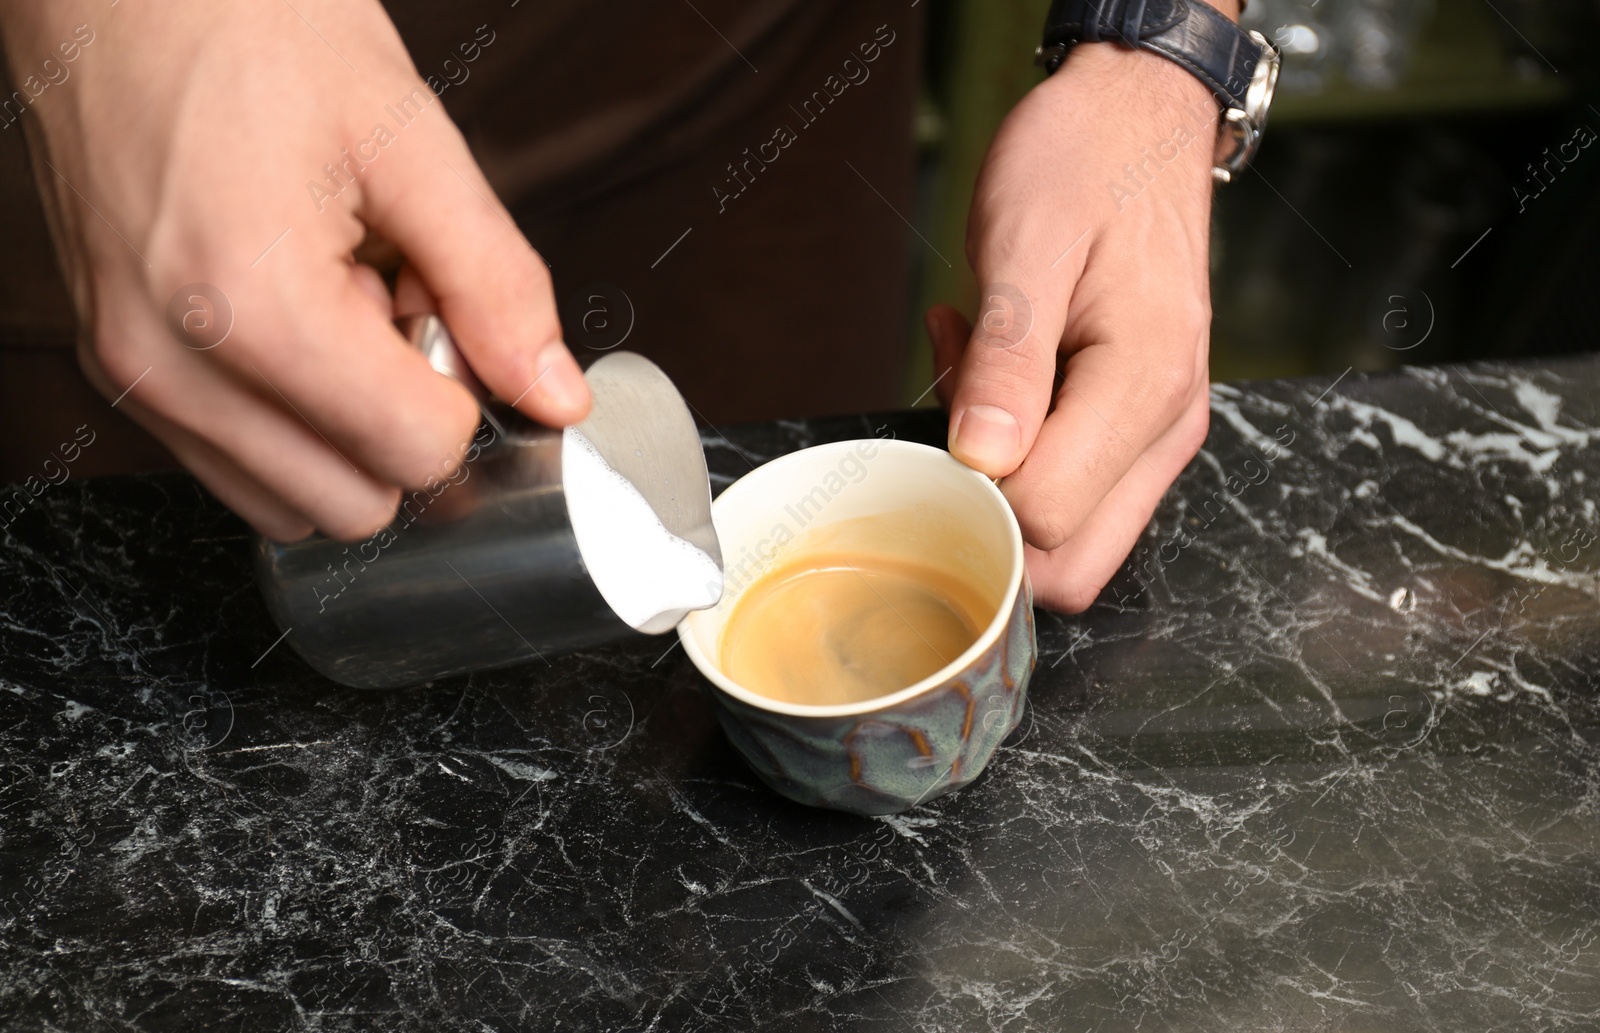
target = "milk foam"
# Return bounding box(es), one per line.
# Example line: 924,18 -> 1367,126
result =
562,427 -> 723,631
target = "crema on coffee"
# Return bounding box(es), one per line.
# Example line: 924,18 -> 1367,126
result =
719,551 -> 991,706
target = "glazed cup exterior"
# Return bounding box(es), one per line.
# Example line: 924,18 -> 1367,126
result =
678,440 -> 1036,815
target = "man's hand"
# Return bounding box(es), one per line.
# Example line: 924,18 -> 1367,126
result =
930,35 -> 1230,612
1,0 -> 590,541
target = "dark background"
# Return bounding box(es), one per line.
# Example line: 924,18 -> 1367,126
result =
915,0 -> 1600,385
2,0 -> 1598,482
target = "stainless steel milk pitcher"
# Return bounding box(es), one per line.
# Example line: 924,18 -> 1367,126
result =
254,314 -> 722,688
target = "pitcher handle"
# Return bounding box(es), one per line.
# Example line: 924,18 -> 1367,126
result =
395,313 -> 513,443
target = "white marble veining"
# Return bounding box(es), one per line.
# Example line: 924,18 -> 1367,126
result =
0,364 -> 1596,1031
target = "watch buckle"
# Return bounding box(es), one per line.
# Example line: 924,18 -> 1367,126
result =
1212,109 -> 1258,184
1034,43 -> 1068,73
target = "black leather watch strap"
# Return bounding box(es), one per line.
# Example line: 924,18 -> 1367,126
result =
1041,0 -> 1261,112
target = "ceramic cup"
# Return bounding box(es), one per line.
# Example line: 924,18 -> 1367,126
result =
678,439 -> 1036,815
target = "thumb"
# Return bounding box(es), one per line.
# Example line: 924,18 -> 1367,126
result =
946,277 -> 1068,478
357,113 -> 591,427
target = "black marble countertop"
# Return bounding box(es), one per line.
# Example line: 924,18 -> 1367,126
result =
2,357 -> 1598,1032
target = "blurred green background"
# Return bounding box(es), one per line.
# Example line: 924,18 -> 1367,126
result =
903,0 -> 1600,403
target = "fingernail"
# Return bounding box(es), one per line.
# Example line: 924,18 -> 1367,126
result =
532,342 -> 588,414
951,403 -> 1019,472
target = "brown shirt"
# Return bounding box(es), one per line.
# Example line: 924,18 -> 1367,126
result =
0,1 -> 922,478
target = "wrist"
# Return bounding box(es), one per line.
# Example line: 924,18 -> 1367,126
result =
1042,35 -> 1223,130
1035,0 -> 1277,181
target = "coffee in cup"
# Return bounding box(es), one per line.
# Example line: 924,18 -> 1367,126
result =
718,529 -> 993,706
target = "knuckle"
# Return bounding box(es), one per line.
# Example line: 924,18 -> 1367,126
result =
86,320 -> 151,391
1172,295 -> 1212,339
966,337 -> 1052,400
261,515 -> 317,544
1012,482 -> 1078,552
973,283 -> 1038,351
324,489 -> 401,543
389,420 -> 477,491
499,259 -> 546,306
1052,578 -> 1103,614
1026,512 -> 1073,554
450,253 -> 561,364
426,377 -> 480,440
967,206 -> 1047,274
1143,361 -> 1199,424
1024,521 -> 1070,555
479,241 -> 552,308
407,395 -> 479,488
1175,402 -> 1211,460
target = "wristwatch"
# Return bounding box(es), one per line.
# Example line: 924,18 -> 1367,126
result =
1035,0 -> 1280,183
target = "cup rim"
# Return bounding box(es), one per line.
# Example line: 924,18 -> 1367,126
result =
677,439 -> 1025,719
